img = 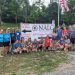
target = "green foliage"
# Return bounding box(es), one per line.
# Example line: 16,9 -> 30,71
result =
0,0 -> 75,25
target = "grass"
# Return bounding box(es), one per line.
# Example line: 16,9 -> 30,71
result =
0,23 -> 68,75
0,51 -> 68,75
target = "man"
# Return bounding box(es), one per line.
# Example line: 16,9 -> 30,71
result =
70,24 -> 75,49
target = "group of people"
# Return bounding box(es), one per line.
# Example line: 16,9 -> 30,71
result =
0,24 -> 75,57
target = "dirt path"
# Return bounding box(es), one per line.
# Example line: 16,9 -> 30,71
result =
43,51 -> 75,75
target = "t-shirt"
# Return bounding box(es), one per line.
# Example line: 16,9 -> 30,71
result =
59,40 -> 65,45
16,31 -> 21,41
21,43 -> 24,48
0,34 -> 3,42
62,30 -> 68,36
65,39 -> 70,44
13,43 -> 20,49
33,41 -> 38,48
26,40 -> 33,46
3,33 -> 11,42
70,29 -> 75,38
11,33 -> 16,41
56,28 -> 62,37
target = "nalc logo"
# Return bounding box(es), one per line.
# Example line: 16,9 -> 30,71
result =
32,25 -> 38,31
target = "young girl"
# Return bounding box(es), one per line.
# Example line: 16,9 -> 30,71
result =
57,37 -> 65,50
13,40 -> 21,54
3,29 -> 11,55
45,35 -> 52,50
64,36 -> 71,53
32,39 -> 38,52
20,37 -> 28,53
62,26 -> 68,37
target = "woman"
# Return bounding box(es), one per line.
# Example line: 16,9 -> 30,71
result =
3,29 -> 11,55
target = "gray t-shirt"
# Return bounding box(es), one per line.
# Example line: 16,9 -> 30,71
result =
70,29 -> 75,38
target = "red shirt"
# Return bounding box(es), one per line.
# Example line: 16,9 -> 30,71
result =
62,29 -> 68,36
45,37 -> 51,48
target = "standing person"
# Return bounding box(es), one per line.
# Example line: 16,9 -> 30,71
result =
56,26 -> 62,40
62,26 -> 69,37
0,29 -> 4,57
3,29 -> 11,55
16,29 -> 21,41
70,24 -> 75,49
10,29 -> 16,53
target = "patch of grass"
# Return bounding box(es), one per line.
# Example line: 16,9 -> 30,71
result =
0,51 -> 68,75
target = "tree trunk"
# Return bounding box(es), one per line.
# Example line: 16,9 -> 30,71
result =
0,9 -> 2,25
15,15 -> 17,23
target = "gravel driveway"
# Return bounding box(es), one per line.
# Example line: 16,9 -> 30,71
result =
43,51 -> 75,75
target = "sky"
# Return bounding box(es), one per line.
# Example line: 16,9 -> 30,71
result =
29,0 -> 50,6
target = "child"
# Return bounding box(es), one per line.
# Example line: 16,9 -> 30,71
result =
13,40 -> 21,54
26,37 -> 33,52
57,37 -> 65,50
62,26 -> 68,37
64,36 -> 71,53
32,39 -> 38,52
38,38 -> 43,51
20,37 -> 28,52
0,29 -> 4,57
45,35 -> 52,50
3,29 -> 11,55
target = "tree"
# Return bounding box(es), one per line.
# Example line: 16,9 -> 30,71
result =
0,0 -> 6,24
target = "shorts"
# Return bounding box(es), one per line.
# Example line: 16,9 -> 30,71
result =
70,38 -> 75,44
3,41 -> 10,47
11,40 -> 16,44
0,42 -> 3,47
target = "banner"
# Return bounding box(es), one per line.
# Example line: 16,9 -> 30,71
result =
21,22 -> 55,41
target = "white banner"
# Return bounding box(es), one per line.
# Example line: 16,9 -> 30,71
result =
21,23 -> 55,41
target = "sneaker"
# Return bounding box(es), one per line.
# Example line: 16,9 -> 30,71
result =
0,55 -> 3,57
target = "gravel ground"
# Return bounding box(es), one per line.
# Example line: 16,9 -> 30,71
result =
43,51 -> 75,75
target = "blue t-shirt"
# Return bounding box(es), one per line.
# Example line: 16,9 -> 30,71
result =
59,40 -> 65,45
56,28 -> 62,40
3,33 -> 11,42
13,43 -> 20,49
0,34 -> 3,42
16,31 -> 21,41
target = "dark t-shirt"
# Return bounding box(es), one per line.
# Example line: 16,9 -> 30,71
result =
11,33 -> 16,41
